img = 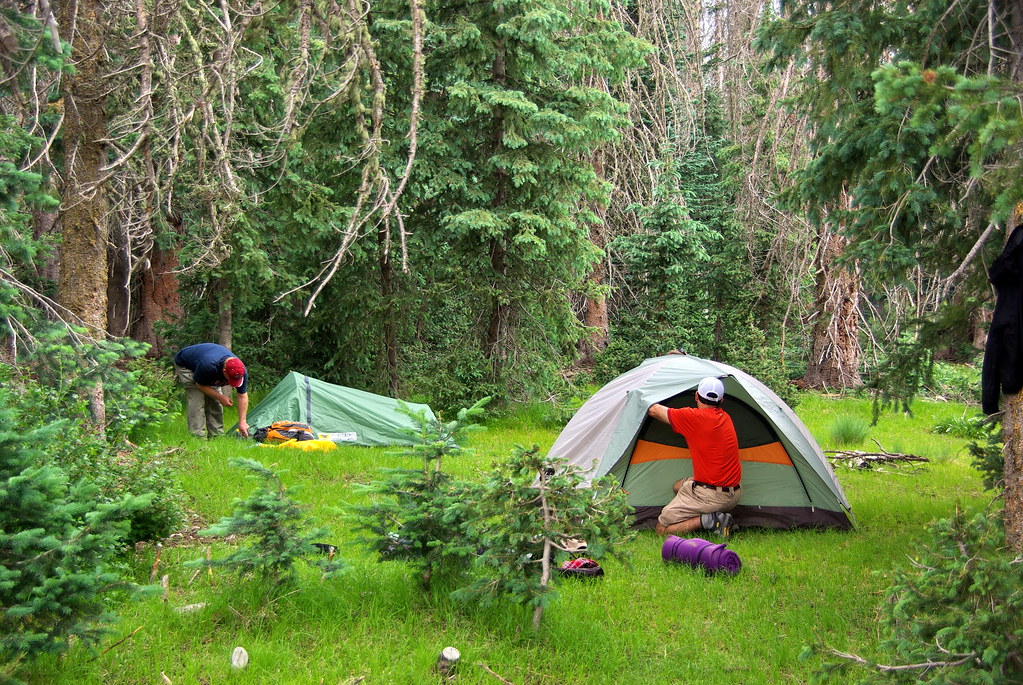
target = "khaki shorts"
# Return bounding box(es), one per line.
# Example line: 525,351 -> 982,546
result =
658,478 -> 741,526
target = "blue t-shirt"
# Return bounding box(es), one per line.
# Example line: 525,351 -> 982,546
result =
173,343 -> 249,394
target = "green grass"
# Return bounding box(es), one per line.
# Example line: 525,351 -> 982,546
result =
19,394 -> 993,684
826,414 -> 870,447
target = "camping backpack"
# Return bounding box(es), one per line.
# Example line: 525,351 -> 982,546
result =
252,420 -> 316,443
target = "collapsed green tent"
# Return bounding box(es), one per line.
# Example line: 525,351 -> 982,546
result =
548,354 -> 854,530
240,372 -> 436,447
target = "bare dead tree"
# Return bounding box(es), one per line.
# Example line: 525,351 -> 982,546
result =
285,0 -> 425,315
594,0 -> 820,370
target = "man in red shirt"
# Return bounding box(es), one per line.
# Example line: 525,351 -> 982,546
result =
647,377 -> 741,538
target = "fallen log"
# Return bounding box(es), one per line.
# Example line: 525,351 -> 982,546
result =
824,447 -> 930,468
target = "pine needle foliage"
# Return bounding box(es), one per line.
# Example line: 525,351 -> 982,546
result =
453,445 -> 635,630
0,395 -> 150,676
190,458 -> 344,585
966,420 -> 1004,492
809,509 -> 1023,683
350,398 -> 490,589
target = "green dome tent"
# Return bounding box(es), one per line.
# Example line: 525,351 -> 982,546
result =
238,372 -> 436,447
549,354 -> 854,530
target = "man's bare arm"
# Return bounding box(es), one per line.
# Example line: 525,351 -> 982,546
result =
236,393 -> 249,437
648,403 -> 670,424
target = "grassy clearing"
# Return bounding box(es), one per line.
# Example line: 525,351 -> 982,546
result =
22,393 -> 992,684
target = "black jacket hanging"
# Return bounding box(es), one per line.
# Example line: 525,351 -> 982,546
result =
982,224 -> 1023,414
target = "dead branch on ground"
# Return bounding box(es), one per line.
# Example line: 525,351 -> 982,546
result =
825,440 -> 930,467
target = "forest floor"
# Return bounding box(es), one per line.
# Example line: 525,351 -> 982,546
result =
23,392 -> 989,684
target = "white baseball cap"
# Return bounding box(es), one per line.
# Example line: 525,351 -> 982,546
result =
697,377 -> 725,403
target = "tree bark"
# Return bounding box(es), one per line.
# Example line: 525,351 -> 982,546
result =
106,219 -> 132,337
218,280 -> 233,350
579,260 -> 609,365
803,224 -> 862,390
379,222 -> 399,396
56,0 -> 109,337
1004,390 -> 1023,553
31,209 -> 60,283
486,236 -> 508,381
132,246 -> 183,358
579,143 -> 609,366
57,0 -> 109,427
485,43 -> 509,382
1003,199 -> 1023,553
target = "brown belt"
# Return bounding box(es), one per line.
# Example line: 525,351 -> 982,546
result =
693,481 -> 741,494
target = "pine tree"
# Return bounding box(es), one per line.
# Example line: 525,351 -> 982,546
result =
388,0 -> 649,399
190,458 -> 343,586
0,390 -> 149,674
760,0 -> 1023,548
453,445 -> 634,630
351,399 -> 490,589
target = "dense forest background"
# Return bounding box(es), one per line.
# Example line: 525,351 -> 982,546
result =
2,2 -> 1022,530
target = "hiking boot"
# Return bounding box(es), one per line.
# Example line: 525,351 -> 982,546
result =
701,511 -> 734,539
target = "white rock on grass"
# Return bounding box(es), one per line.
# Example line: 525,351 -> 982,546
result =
231,646 -> 249,669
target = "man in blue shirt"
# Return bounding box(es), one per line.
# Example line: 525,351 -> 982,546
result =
173,343 -> 250,438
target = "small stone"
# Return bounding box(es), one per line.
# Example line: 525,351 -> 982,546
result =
231,646 -> 249,669
173,603 -> 207,614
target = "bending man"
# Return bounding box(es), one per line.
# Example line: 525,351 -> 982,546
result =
173,343 -> 250,438
647,377 -> 741,538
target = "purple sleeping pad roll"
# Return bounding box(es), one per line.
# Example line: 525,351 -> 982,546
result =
661,535 -> 742,575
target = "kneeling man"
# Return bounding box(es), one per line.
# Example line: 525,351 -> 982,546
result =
647,377 -> 741,538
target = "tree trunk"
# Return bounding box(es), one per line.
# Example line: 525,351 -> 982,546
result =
132,246 -> 183,358
803,224 -> 862,390
107,219 -> 132,337
56,0 -> 109,336
971,306 -> 992,352
31,209 -> 60,283
1005,390 -> 1023,553
579,259 -> 609,365
578,137 -> 609,366
486,237 -> 508,381
57,0 -> 109,427
485,43 -> 509,382
218,280 -> 233,349
1003,199 -> 1023,553
378,223 -> 398,396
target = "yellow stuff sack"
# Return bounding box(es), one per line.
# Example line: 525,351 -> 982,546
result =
260,438 -> 337,452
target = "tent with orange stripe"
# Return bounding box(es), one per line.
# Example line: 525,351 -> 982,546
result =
548,354 -> 854,530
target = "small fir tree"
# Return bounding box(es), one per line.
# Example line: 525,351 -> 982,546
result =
190,458 -> 344,585
0,395 -> 150,675
453,445 -> 634,630
808,510 -> 1023,683
351,398 -> 489,589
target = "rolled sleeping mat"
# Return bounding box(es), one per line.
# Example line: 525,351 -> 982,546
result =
661,535 -> 742,575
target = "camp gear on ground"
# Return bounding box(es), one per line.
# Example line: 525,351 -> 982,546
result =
258,438 -> 337,452
558,558 -> 604,577
252,420 -> 315,443
547,354 -> 854,530
662,535 -> 741,575
234,372 -> 435,447
563,538 -> 588,553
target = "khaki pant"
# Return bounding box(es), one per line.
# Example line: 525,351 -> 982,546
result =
175,364 -> 224,438
658,478 -> 741,526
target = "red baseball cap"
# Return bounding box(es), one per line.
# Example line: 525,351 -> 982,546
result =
224,357 -> 246,387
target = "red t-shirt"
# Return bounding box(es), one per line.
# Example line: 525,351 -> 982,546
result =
666,406 -> 741,487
